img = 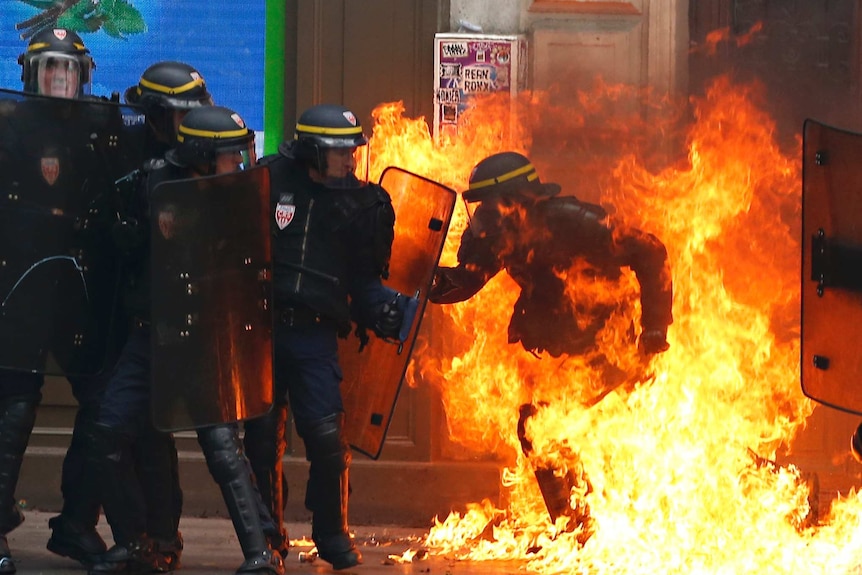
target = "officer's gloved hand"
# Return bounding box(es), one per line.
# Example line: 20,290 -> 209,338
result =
429,269 -> 461,304
638,329 -> 669,355
373,294 -> 405,340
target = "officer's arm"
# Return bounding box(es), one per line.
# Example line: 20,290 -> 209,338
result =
428,229 -> 501,304
611,225 -> 673,352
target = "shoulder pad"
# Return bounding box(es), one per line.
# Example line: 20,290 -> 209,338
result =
143,158 -> 167,172
368,182 -> 392,204
550,196 -> 608,219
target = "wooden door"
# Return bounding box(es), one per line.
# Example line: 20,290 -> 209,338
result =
285,0 -> 447,461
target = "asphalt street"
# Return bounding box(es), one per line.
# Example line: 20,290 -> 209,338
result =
5,510 -> 529,575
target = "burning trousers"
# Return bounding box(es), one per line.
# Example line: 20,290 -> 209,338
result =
517,403 -> 592,542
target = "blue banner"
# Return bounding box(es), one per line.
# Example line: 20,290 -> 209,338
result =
1,0 -> 265,133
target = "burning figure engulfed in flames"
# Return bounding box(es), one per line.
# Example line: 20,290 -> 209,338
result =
366,76 -> 862,574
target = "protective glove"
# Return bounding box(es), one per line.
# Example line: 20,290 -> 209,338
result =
638,329 -> 669,355
373,294 -> 405,340
427,270 -> 449,303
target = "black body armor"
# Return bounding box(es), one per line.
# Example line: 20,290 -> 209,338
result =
261,154 -> 394,330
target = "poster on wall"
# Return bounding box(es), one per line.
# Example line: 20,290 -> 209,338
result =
433,33 -> 527,141
1,0 -> 266,145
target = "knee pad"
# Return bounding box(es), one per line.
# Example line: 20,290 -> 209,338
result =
298,414 -> 350,474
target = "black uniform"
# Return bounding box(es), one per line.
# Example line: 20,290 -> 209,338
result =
432,194 -> 673,359
0,91 -> 133,569
245,144 -> 395,570
89,104 -> 284,575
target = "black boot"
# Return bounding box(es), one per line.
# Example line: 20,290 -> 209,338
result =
84,423 -> 158,572
0,534 -> 15,575
244,403 -> 289,558
48,403 -> 108,566
133,427 -> 183,570
55,402 -> 106,544
301,414 -> 362,571
46,514 -> 107,567
151,531 -> 183,572
87,538 -> 160,574
197,425 -> 284,575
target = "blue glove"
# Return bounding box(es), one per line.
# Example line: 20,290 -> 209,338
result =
373,292 -> 419,343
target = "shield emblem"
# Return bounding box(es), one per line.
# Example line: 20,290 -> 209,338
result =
274,198 -> 295,230
0,88 -> 147,375
801,119 -> 862,415
40,157 -> 59,185
340,167 -> 457,459
149,165 -> 274,432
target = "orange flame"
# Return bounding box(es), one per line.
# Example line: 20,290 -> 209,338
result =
696,22 -> 764,56
366,75 -> 862,573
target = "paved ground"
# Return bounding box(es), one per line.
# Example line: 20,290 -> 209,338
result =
5,510 -> 528,575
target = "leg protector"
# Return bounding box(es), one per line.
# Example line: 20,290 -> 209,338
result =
197,424 -> 282,574
84,422 -> 147,547
299,413 -> 361,570
243,403 -> 289,557
0,395 -> 38,534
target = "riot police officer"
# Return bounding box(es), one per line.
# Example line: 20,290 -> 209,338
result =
87,105 -> 284,575
429,151 -> 673,531
124,60 -> 214,155
89,60 -> 220,570
0,28 -> 107,575
18,27 -> 94,98
430,151 -> 673,363
250,104 -> 405,570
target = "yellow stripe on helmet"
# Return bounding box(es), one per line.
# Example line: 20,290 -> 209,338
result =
295,123 -> 363,137
177,125 -> 248,141
468,163 -> 538,190
138,76 -> 205,96
28,42 -> 86,53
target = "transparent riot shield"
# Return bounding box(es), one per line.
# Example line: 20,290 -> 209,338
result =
801,119 -> 862,415
0,88 -> 147,376
341,167 -> 457,458
149,165 -> 273,432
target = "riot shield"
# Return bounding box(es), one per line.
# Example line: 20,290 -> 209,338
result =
801,119 -> 862,415
341,167 -> 457,458
0,88 -> 147,376
149,165 -> 273,432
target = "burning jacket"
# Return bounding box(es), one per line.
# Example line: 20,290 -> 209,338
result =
429,195 -> 673,357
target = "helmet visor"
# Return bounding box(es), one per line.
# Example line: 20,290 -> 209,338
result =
33,53 -> 86,97
315,144 -> 369,189
214,139 -> 257,174
462,191 -> 523,238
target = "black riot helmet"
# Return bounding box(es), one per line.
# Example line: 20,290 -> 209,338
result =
463,152 -> 560,204
280,103 -> 369,187
166,105 -> 256,175
124,61 -> 214,144
18,28 -> 94,98
124,61 -> 213,110
462,152 -> 561,238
